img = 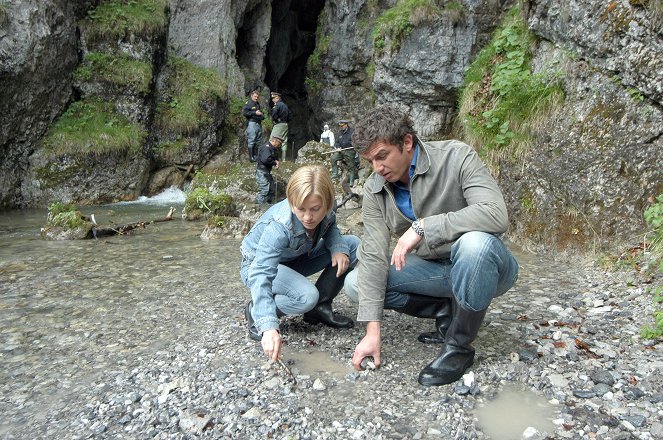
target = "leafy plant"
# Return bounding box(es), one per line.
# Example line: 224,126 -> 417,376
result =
46,202 -> 86,229
457,6 -> 564,165
372,0 -> 445,54
42,98 -> 145,156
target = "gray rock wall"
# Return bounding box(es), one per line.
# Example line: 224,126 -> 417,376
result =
0,0 -> 80,207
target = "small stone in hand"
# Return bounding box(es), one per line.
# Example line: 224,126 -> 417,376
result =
360,356 -> 376,371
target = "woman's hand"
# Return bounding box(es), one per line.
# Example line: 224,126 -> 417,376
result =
261,329 -> 282,361
331,252 -> 350,277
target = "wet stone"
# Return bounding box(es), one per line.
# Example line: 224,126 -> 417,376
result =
573,389 -> 596,399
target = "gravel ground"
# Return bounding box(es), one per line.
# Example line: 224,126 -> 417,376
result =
0,206 -> 661,439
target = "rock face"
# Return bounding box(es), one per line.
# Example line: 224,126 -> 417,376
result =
0,0 -> 660,254
500,0 -> 662,253
0,0 -> 83,207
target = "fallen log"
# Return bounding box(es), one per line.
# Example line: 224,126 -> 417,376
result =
87,207 -> 177,239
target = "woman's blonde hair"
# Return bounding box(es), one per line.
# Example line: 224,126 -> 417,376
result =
286,165 -> 335,213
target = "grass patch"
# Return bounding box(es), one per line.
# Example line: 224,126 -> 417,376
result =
83,0 -> 168,42
42,98 -> 146,156
183,186 -> 236,221
74,51 -> 153,94
372,0 -> 447,53
155,57 -> 226,136
46,202 -> 87,229
456,6 -> 564,168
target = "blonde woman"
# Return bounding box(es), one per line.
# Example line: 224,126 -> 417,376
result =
239,165 -> 360,360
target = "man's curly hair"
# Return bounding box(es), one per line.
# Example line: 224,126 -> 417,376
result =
352,105 -> 416,154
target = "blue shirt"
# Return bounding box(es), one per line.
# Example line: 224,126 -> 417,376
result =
392,144 -> 419,220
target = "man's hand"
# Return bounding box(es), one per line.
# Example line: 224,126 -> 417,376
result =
352,322 -> 382,370
331,252 -> 350,277
391,226 -> 423,270
274,159 -> 280,169
256,110 -> 263,115
261,329 -> 281,361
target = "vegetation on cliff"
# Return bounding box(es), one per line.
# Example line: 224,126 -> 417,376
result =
41,98 -> 145,156
74,51 -> 153,95
83,0 -> 169,42
456,7 -> 564,167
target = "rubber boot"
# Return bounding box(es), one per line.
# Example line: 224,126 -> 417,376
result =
417,299 -> 453,344
418,304 -> 487,386
245,301 -> 284,341
303,267 -> 354,328
392,294 -> 453,344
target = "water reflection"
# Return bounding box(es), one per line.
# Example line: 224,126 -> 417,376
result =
475,382 -> 557,439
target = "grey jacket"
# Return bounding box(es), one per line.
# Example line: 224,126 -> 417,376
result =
356,138 -> 509,322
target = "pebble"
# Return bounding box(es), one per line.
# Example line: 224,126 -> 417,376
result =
0,209 -> 661,439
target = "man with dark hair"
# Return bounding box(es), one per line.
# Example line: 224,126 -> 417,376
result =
255,135 -> 282,205
344,105 -> 519,386
242,90 -> 264,162
269,92 -> 290,160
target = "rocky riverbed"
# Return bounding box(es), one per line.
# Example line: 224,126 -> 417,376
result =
0,205 -> 661,439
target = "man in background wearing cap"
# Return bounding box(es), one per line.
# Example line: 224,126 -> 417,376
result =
320,123 -> 335,146
269,92 -> 291,161
331,120 -> 357,185
242,90 -> 264,162
255,135 -> 282,205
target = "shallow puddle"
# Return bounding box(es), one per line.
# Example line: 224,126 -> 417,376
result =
475,383 -> 557,439
281,348 -> 353,380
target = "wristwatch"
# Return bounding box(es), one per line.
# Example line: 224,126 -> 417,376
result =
411,219 -> 424,237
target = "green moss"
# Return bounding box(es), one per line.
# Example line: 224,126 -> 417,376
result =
74,51 -> 153,94
184,187 -> 235,220
84,0 -> 168,42
153,138 -> 190,159
34,160 -> 83,188
305,18 -> 331,96
457,6 -> 564,163
155,56 -> 226,135
46,202 -> 86,229
42,98 -> 146,156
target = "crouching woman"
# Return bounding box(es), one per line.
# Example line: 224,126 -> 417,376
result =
240,165 -> 360,360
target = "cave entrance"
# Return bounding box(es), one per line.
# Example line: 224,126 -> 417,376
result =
265,0 -> 325,160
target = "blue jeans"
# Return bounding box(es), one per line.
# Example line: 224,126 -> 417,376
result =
240,235 -> 360,317
344,231 -> 519,312
246,121 -> 262,158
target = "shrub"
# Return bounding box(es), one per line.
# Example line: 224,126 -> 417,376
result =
46,202 -> 85,229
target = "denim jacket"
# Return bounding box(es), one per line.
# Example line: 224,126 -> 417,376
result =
240,199 -> 350,333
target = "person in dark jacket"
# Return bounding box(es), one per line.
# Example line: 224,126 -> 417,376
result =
255,135 -> 283,204
332,120 -> 357,185
269,92 -> 290,160
242,90 -> 264,162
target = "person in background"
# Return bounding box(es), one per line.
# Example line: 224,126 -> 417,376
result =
242,89 -> 264,162
320,123 -> 335,146
270,92 -> 291,161
332,119 -> 357,185
344,105 -> 519,386
240,165 -> 360,361
255,135 -> 282,205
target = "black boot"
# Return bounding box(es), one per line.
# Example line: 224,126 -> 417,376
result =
245,301 -> 261,341
418,304 -> 487,386
303,267 -> 354,328
392,294 -> 453,344
245,301 -> 284,341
